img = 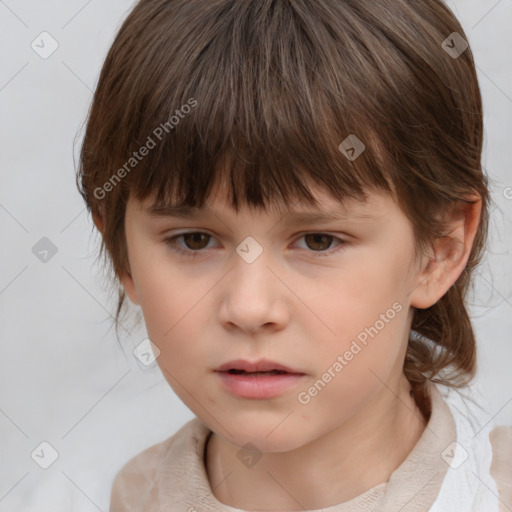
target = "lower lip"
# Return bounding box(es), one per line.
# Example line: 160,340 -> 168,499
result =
216,371 -> 305,399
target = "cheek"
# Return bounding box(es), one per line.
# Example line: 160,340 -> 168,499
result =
317,304 -> 407,391
131,248 -> 210,337
305,255 -> 410,397
130,254 -> 216,376
317,256 -> 408,346
293,310 -> 409,442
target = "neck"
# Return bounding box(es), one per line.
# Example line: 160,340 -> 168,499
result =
205,375 -> 428,510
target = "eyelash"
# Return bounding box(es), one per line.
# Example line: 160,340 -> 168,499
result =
163,232 -> 347,258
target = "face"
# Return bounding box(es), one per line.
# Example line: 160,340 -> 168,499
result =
121,181 -> 425,452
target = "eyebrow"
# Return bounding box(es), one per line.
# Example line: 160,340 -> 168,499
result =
146,204 -> 378,223
280,210 -> 376,224
148,204 -> 209,218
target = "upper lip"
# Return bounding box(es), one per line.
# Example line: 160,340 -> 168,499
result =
215,359 -> 304,374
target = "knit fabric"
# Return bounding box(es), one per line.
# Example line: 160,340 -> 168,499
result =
110,382 -> 511,512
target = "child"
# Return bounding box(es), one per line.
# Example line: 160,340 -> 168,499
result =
77,0 -> 512,510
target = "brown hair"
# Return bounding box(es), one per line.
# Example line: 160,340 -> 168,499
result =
77,0 -> 489,410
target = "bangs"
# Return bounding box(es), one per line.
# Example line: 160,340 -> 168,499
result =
130,102 -> 391,214
109,0 -> 406,213
78,0 -> 488,392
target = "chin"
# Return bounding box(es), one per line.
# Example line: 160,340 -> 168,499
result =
230,432 -> 303,454
214,416 -> 307,453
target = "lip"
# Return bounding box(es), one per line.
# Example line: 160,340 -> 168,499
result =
215,359 -> 303,374
214,359 -> 306,399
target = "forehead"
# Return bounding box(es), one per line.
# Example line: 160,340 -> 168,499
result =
132,179 -> 395,225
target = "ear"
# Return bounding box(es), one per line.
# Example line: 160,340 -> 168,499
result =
410,195 -> 482,309
119,271 -> 140,306
92,211 -> 104,234
92,210 -> 140,305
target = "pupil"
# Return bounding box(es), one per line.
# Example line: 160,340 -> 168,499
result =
181,233 -> 332,251
184,233 -> 208,250
305,234 -> 331,251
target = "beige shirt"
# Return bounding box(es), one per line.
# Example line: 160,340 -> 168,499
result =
110,383 -> 512,511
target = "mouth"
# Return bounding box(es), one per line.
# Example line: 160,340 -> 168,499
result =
214,359 -> 306,399
225,369 -> 289,376
214,359 -> 305,375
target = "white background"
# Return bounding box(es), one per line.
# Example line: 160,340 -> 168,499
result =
0,0 -> 511,510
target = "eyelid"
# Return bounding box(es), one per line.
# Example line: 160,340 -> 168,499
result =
163,230 -> 218,257
292,232 -> 347,256
163,230 -> 349,257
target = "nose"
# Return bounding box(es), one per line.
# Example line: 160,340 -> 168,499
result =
218,249 -> 290,335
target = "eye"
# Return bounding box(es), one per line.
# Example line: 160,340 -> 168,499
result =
293,233 -> 346,256
164,232 -> 216,257
163,231 -> 346,258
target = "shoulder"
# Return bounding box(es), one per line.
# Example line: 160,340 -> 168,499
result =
109,418 -> 204,512
109,441 -> 163,512
490,425 -> 512,512
431,383 -> 512,510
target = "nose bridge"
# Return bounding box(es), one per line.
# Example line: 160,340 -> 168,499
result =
231,235 -> 273,296
219,235 -> 287,332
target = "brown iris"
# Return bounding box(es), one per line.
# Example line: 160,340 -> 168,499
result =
304,234 -> 333,251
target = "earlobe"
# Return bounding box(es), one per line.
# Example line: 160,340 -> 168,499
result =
120,271 -> 140,306
92,211 -> 104,234
93,210 -> 140,305
410,196 -> 482,309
